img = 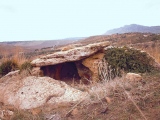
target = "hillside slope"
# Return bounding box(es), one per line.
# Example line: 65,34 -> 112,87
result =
0,38 -> 85,49
105,24 -> 160,35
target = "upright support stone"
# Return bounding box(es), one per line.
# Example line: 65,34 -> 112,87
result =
55,64 -> 63,80
75,61 -> 92,83
82,52 -> 105,82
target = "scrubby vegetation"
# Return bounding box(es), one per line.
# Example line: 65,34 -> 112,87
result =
104,47 -> 154,73
0,33 -> 160,120
0,60 -> 18,76
10,109 -> 44,120
20,61 -> 33,72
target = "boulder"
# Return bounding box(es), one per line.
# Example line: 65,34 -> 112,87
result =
82,52 -> 105,81
125,73 -> 142,81
0,76 -> 88,109
31,41 -> 110,67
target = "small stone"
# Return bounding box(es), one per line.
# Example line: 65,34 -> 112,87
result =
71,108 -> 79,116
105,97 -> 111,104
45,114 -> 61,120
126,73 -> 142,81
7,110 -> 14,116
100,107 -> 109,114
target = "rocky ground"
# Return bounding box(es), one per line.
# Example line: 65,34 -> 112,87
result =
0,33 -> 160,120
0,70 -> 159,120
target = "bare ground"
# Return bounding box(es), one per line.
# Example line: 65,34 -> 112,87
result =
0,70 -> 159,120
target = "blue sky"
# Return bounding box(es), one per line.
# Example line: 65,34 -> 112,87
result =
0,0 -> 160,41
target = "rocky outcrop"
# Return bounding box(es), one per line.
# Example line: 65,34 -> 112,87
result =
31,41 -> 110,67
31,41 -> 110,81
0,76 -> 88,109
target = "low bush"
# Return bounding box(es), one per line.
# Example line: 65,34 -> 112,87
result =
20,61 -> 33,72
0,60 -> 18,76
11,109 -> 44,120
104,47 -> 154,73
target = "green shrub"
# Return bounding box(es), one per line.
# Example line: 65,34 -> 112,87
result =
104,47 -> 154,73
0,60 -> 18,76
20,61 -> 33,72
151,34 -> 160,41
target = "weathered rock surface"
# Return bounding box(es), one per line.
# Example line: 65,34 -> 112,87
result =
3,70 -> 20,78
31,41 -> 110,67
82,52 -> 105,81
0,76 -> 88,109
125,73 -> 142,81
31,67 -> 43,76
75,61 -> 92,82
140,50 -> 160,69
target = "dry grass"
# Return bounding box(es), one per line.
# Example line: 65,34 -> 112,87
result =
0,74 -> 159,119
127,41 -> 160,64
10,109 -> 44,120
137,42 -> 160,63
66,60 -> 160,120
68,70 -> 160,120
0,45 -> 29,66
0,67 -> 160,120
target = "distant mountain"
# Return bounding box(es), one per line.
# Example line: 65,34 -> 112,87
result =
105,24 -> 160,35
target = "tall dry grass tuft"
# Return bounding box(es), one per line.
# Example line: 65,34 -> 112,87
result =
12,46 -> 28,66
0,46 -> 29,67
98,58 -> 120,82
0,46 -> 31,77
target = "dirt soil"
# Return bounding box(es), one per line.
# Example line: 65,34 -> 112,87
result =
1,70 -> 159,120
48,71 -> 160,120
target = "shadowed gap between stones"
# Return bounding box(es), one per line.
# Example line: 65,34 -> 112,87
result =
40,61 -> 92,83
